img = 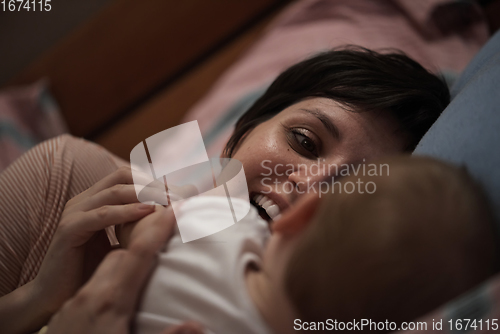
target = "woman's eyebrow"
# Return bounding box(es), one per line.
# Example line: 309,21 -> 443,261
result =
300,108 -> 340,140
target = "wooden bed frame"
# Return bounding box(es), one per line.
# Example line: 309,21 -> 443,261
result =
6,0 -> 291,159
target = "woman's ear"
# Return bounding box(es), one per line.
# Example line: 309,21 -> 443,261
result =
272,192 -> 322,236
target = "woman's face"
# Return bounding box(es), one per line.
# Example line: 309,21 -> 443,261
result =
231,97 -> 407,221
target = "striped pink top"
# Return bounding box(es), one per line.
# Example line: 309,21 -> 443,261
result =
0,135 -> 120,296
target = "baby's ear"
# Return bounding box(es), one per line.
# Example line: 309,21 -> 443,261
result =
272,192 -> 322,236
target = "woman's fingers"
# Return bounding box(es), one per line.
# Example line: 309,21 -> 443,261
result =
136,178 -> 170,205
84,203 -> 156,231
67,166 -> 201,214
127,206 -> 176,257
71,166 -> 134,200
60,203 -> 156,246
76,166 -> 159,199
67,166 -> 168,212
76,208 -> 173,312
63,166 -> 135,212
77,184 -> 168,212
116,203 -> 176,248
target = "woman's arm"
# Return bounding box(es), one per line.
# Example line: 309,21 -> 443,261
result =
0,280 -> 45,334
0,166 -> 164,333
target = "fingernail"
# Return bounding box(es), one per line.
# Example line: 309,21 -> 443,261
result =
154,203 -> 165,211
138,201 -> 155,210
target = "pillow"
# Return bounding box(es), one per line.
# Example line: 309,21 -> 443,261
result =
414,30 -> 500,225
405,30 -> 500,334
0,81 -> 68,172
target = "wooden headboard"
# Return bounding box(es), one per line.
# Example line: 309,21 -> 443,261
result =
6,0 -> 291,159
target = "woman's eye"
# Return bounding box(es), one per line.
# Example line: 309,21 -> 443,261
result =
295,133 -> 315,152
290,130 -> 319,157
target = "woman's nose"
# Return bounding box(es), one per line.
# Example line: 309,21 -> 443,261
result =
287,169 -> 326,194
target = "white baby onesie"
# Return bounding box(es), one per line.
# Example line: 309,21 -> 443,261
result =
135,196 -> 273,334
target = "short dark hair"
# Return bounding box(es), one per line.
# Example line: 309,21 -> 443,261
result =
223,46 -> 450,157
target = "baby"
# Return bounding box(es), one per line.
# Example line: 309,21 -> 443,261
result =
131,156 -> 497,334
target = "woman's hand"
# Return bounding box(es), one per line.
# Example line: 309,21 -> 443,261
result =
38,167 -> 166,308
45,206 -> 203,334
0,166 -> 166,334
117,182 -> 199,248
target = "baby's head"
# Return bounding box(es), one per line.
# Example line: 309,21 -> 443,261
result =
263,156 -> 497,331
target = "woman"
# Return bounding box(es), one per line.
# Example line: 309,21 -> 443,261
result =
0,47 -> 449,333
